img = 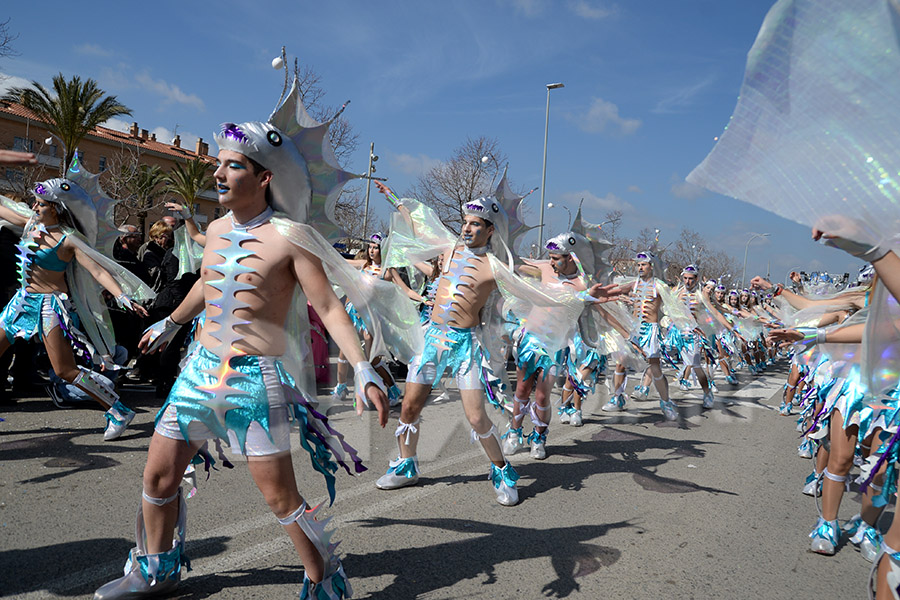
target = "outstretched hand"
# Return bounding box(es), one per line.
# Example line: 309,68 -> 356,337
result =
374,181 -> 402,208
767,328 -> 802,344
587,283 -> 626,303
359,384 -> 389,428
750,276 -> 772,290
0,150 -> 37,166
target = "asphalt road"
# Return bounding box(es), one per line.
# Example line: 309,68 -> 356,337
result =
0,361 -> 877,599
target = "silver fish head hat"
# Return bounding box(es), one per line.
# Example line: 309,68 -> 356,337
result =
545,230 -> 594,274
462,195 -> 506,241
213,77 -> 359,242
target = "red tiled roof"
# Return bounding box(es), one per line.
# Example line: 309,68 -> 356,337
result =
0,101 -> 215,163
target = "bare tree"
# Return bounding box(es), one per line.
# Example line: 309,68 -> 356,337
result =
103,147 -> 171,232
406,136 -> 509,233
332,184 -> 386,251
0,18 -> 18,63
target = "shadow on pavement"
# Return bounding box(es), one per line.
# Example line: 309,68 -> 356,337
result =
0,535 -> 229,597
346,516 -> 633,599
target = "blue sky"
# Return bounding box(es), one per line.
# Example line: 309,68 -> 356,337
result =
0,0 -> 864,282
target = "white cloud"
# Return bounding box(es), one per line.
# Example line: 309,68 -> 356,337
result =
0,72 -> 33,97
568,0 -> 616,19
570,97 -> 641,135
102,117 -> 132,133
387,151 -> 443,178
135,72 -> 205,111
558,190 -> 634,213
670,172 -> 708,200
74,43 -> 114,58
627,184 -> 643,194
652,75 -> 715,114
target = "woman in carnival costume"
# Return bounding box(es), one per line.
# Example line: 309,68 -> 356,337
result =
0,159 -> 153,439
331,231 -> 428,407
94,75 -> 421,600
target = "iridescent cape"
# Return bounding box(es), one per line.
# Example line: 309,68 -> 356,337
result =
686,0 -> 900,251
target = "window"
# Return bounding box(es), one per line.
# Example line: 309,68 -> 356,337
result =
44,144 -> 58,157
213,207 -> 221,219
5,169 -> 23,183
13,136 -> 34,152
76,150 -> 85,161
98,156 -> 107,172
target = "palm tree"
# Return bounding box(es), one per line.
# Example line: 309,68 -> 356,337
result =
166,157 -> 213,213
2,73 -> 131,174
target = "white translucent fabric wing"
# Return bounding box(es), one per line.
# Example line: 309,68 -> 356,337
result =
489,255 -> 584,354
272,216 -> 423,363
382,199 -> 457,270
687,0 -> 900,248
67,232 -> 156,362
174,225 -> 204,279
862,281 -> 900,397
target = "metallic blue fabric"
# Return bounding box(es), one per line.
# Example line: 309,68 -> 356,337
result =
515,328 -> 554,381
809,517 -> 839,546
344,301 -> 368,334
30,235 -> 69,271
386,457 -> 418,479
159,346 -> 276,452
416,323 -> 480,383
159,345 -> 363,505
490,462 -> 520,489
0,289 -> 81,346
134,545 -> 188,585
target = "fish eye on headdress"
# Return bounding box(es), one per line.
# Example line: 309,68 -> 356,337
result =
491,203 -> 500,213
568,236 -> 576,246
60,183 -> 70,191
266,130 -> 282,146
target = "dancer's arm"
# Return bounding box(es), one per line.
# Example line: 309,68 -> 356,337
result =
72,244 -> 149,317
0,200 -> 32,228
0,150 -> 37,166
165,202 -> 206,246
292,244 -> 389,426
385,267 -> 427,303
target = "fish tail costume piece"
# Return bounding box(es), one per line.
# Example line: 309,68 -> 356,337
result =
101,76 -> 421,600
0,161 -> 155,433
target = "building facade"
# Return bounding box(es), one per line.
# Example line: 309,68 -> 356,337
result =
0,101 -> 219,233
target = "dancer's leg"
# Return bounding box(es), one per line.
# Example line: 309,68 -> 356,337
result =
141,434 -> 201,553
248,453 -> 324,582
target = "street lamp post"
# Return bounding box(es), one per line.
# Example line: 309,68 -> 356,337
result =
741,232 -> 770,287
362,142 -> 378,237
538,82 -> 564,249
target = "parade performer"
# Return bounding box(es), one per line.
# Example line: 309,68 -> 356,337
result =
0,160 -> 153,440
505,212 -> 613,456
372,175 -> 607,505
607,244 -> 679,420
671,264 -> 717,408
331,231 -> 426,406
94,77 -> 421,600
